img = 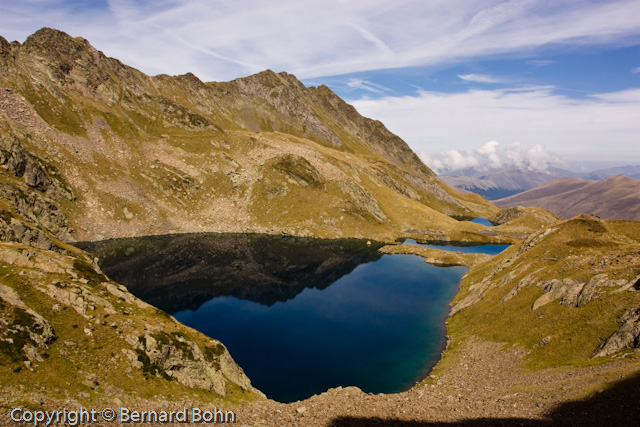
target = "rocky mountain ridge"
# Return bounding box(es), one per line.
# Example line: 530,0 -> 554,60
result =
0,28 -> 495,245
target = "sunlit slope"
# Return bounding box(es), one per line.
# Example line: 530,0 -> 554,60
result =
447,214 -> 640,370
0,28 -> 497,243
0,235 -> 263,408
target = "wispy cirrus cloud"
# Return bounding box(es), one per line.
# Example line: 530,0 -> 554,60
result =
1,0 -> 639,81
350,86 -> 640,164
1,1 -> 637,167
346,79 -> 392,94
458,74 -> 502,83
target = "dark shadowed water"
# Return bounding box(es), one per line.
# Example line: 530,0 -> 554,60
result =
76,233 -> 501,403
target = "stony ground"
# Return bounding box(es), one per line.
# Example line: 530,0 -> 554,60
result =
6,336 -> 634,426
229,337 -> 640,426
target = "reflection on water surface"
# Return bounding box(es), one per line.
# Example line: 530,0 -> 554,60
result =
78,233 -> 466,402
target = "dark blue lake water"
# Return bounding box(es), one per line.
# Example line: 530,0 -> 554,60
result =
174,254 -> 465,402
76,233 -> 499,403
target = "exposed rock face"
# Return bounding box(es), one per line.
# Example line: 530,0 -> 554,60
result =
0,241 -> 260,398
0,283 -> 56,366
531,274 -> 636,311
490,206 -> 529,225
0,123 -> 74,250
0,183 -> 72,242
126,332 -> 250,396
593,306 -> 640,358
490,206 -> 560,228
337,180 -> 387,223
272,154 -> 325,189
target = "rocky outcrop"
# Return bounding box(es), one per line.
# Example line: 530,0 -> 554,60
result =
0,129 -> 74,250
516,226 -> 557,255
0,184 -> 72,239
0,283 -> 56,367
0,214 -> 57,251
592,306 -> 640,358
0,130 -> 74,200
272,153 -> 325,189
489,206 -> 560,227
338,181 -> 387,223
450,275 -> 493,316
531,274 -> 638,311
126,332 -> 252,396
490,206 -> 528,225
0,240 -> 260,399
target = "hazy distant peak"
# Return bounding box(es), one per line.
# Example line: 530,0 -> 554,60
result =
495,175 -> 640,221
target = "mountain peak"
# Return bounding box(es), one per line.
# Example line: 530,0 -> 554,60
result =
23,27 -> 89,53
0,27 -> 492,241
20,27 -> 100,73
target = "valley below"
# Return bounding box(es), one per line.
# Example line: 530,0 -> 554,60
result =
1,28 -> 640,426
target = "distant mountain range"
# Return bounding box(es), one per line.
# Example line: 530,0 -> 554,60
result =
441,165 -> 640,200
494,174 -> 640,221
580,165 -> 640,180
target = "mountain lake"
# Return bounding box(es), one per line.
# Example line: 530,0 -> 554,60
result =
77,233 -> 503,403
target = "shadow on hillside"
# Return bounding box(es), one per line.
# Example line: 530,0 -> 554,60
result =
329,370 -> 640,427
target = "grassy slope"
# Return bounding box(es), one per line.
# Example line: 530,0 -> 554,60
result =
0,240 -> 262,410
439,216 -> 640,375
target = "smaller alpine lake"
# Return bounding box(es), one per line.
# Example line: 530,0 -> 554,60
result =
77,233 -> 503,403
401,239 -> 510,256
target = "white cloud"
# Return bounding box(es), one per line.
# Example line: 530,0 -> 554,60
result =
350,87 -> 640,165
632,66 -> 640,73
458,74 -> 501,83
419,140 -> 566,174
1,0 -> 639,81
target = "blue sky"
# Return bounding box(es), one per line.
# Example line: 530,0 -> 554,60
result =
1,0 -> 639,172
